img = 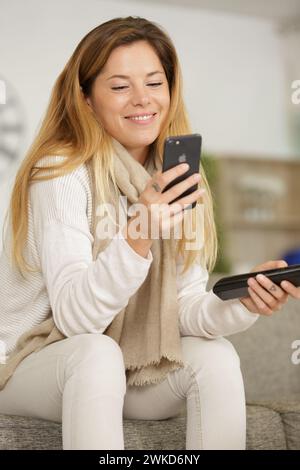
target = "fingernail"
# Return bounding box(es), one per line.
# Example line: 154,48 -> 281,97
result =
182,163 -> 189,170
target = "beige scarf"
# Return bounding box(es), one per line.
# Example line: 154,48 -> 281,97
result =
0,138 -> 184,391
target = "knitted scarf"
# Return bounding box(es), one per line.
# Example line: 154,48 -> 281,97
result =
0,138 -> 184,391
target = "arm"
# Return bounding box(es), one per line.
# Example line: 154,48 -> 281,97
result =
30,157 -> 153,337
176,256 -> 259,338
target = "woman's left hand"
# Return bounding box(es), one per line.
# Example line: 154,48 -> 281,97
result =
239,260 -> 300,315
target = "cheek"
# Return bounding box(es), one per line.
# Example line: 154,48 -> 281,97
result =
94,96 -> 125,126
159,95 -> 170,115
157,88 -> 170,112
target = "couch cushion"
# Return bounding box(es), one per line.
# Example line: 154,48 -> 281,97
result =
281,411 -> 300,450
247,400 -> 300,450
0,413 -> 186,451
1,404 -> 299,450
0,413 -> 62,450
124,415 -> 186,450
246,405 -> 286,450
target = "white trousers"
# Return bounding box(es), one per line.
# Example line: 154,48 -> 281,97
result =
0,334 -> 246,450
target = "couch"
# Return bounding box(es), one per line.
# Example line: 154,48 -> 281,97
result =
0,275 -> 299,450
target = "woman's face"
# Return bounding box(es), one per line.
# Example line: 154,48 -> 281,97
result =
84,40 -> 170,164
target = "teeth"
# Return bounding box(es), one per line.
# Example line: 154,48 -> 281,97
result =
128,114 -> 154,121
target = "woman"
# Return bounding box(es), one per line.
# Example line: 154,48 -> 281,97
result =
0,16 -> 299,450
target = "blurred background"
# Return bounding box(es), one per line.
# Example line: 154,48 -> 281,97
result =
0,0 -> 299,273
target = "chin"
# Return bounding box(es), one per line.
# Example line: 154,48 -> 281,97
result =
128,134 -> 157,146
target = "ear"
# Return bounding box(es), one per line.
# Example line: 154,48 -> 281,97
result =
85,96 -> 93,108
83,93 -> 94,111
80,86 -> 93,109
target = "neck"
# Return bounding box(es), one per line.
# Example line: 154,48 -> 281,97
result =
125,145 -> 149,166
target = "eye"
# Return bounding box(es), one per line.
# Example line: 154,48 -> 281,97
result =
148,82 -> 163,87
111,86 -> 129,90
111,82 -> 163,91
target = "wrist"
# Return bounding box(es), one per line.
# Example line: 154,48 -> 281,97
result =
122,217 -> 153,258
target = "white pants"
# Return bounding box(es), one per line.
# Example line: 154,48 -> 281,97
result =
0,334 -> 246,450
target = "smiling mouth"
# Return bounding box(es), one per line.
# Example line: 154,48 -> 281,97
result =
124,113 -> 157,121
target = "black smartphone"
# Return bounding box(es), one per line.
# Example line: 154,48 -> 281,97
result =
162,133 -> 202,209
213,264 -> 300,301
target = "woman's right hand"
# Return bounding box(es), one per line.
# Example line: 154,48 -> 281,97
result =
127,163 -> 205,241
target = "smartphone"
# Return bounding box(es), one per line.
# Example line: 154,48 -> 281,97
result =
162,133 -> 202,209
213,264 -> 300,301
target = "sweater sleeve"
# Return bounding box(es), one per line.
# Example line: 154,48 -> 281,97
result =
176,256 -> 259,338
29,157 -> 153,337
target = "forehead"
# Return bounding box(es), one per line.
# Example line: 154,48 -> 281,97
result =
103,41 -> 163,75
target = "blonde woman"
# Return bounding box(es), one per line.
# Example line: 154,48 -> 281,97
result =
0,17 -> 298,450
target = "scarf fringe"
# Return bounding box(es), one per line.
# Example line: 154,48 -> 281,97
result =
125,355 -> 185,372
126,359 -> 185,387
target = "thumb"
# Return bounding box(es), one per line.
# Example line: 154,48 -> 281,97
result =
252,259 -> 288,272
264,259 -> 288,269
276,259 -> 288,268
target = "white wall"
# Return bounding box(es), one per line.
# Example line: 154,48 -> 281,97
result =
0,0 -> 295,244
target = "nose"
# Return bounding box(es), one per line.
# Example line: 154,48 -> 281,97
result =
131,84 -> 150,107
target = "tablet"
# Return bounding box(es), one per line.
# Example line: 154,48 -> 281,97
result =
212,264 -> 300,301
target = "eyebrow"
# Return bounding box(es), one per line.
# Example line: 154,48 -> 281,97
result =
106,71 -> 164,80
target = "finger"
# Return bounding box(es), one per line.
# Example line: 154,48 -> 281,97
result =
281,280 -> 300,299
159,203 -> 182,223
161,172 -> 202,204
153,202 -> 177,222
254,274 -> 288,303
239,296 -> 259,313
161,209 -> 184,236
247,286 -> 273,315
247,278 -> 280,310
168,188 -> 205,214
152,163 -> 190,192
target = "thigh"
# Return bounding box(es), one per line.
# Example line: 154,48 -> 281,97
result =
123,336 -> 208,421
0,332 -> 126,425
123,373 -> 186,421
0,338 -> 73,423
123,337 -> 198,421
123,335 -> 241,422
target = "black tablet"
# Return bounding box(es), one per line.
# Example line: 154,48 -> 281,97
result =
212,264 -> 300,301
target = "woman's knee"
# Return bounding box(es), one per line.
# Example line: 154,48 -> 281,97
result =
181,336 -> 241,375
61,333 -> 126,390
66,333 -> 124,360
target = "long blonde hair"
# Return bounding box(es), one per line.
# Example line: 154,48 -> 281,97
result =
4,16 -> 217,277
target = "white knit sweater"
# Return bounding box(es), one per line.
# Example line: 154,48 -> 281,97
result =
0,156 -> 259,360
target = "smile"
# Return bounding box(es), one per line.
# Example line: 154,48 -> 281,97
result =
124,113 -> 157,125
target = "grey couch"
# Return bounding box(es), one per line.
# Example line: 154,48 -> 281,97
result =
0,279 -> 299,450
